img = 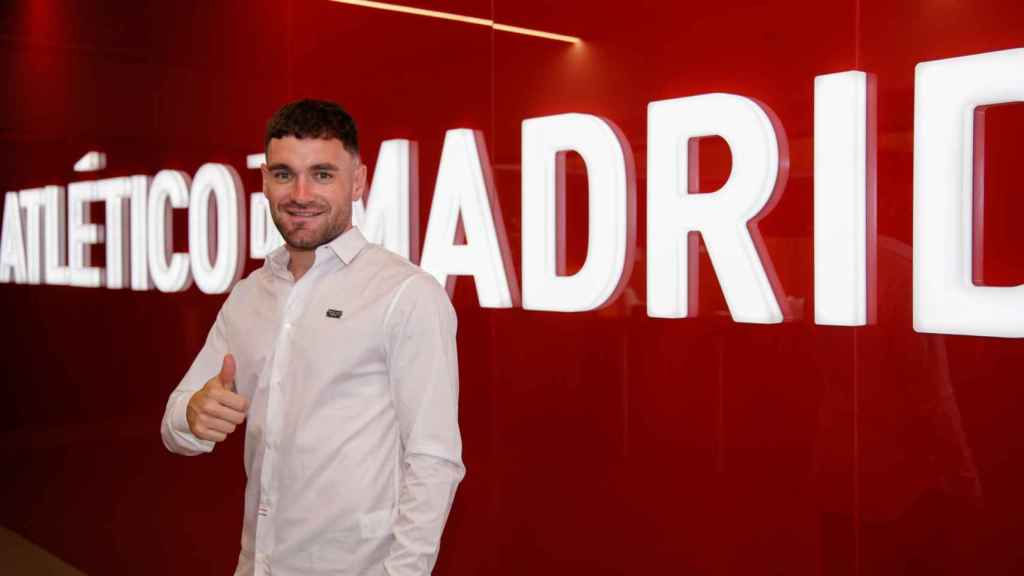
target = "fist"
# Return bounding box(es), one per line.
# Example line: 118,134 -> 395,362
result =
186,354 -> 249,442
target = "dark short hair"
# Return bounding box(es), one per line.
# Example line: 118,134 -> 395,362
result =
264,99 -> 359,156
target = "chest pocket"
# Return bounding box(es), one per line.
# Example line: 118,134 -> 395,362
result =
298,293 -> 390,404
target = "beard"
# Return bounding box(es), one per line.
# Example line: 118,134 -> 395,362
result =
270,199 -> 351,250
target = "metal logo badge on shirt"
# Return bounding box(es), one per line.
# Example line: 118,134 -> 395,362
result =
326,309 -> 343,319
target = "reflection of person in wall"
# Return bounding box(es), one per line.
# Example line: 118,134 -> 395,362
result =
813,236 -> 983,576
160,99 -> 465,576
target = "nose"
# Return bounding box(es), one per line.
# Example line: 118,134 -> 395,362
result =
291,173 -> 313,201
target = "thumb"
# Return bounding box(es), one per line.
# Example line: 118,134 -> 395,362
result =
217,353 -> 237,391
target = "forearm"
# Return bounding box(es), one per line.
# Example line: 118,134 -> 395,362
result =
384,453 -> 465,575
160,308 -> 231,455
385,274 -> 464,574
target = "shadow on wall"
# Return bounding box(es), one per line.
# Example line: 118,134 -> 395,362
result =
0,526 -> 86,575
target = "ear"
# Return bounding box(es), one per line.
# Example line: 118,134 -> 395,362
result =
352,161 -> 368,203
260,164 -> 270,194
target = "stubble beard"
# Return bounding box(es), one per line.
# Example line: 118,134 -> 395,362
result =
271,201 -> 351,250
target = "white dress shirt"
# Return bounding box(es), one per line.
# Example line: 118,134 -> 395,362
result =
161,227 -> 465,576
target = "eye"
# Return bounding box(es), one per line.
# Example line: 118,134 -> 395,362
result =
313,171 -> 334,183
272,170 -> 294,183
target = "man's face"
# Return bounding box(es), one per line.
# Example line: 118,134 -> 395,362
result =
262,136 -> 366,251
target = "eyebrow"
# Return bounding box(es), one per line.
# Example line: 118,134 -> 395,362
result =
266,163 -> 341,172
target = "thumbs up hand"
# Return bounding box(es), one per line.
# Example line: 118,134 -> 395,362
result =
186,354 -> 250,442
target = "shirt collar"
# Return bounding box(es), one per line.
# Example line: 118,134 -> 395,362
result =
264,226 -> 369,279
266,244 -> 291,278
325,226 -> 370,265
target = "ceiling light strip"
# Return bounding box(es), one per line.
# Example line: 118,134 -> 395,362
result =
328,0 -> 580,44
329,0 -> 493,25
492,23 -> 580,44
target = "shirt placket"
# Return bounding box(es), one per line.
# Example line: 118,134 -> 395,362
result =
253,263 -> 322,576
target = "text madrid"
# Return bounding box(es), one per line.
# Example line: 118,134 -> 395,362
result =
1,48 -> 1022,338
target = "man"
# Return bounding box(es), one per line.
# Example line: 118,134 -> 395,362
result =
161,99 -> 464,576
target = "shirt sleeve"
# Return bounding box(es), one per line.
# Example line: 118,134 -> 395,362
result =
383,273 -> 466,575
160,306 -> 231,456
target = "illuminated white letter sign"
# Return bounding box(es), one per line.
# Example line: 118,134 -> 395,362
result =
67,181 -> 105,288
0,192 -> 27,283
3,45 -> 1022,339
148,170 -> 192,293
914,48 -> 1024,338
129,176 -> 151,290
99,178 -> 131,289
420,129 -> 518,308
18,188 -> 45,285
353,139 -> 419,261
188,163 -> 245,294
647,93 -> 788,323
43,185 -> 69,285
521,113 -> 635,311
814,71 -> 876,326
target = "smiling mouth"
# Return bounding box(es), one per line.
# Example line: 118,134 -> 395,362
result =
284,208 -> 325,218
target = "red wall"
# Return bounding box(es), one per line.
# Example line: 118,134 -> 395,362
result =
2,1 -> 1023,573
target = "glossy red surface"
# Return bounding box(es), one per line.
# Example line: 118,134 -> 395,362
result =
1,1 -> 1023,573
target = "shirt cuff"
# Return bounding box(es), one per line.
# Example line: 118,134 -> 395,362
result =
168,393 -> 215,454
